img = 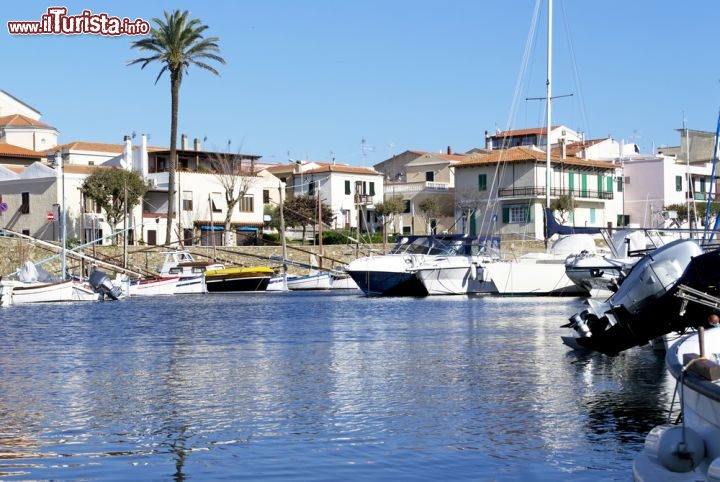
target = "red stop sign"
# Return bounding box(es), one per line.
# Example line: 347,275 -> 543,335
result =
47,212 -> 55,221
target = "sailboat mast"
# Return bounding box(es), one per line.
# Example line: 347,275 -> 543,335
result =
545,0 -> 553,210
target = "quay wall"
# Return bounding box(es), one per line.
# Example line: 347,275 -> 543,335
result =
0,237 -> 548,278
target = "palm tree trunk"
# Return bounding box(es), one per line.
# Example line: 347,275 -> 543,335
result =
166,71 -> 180,243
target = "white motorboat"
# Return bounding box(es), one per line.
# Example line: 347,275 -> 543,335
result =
413,252 -> 492,295
564,230 -> 646,297
346,234 -> 474,296
157,250 -> 224,294
633,324 -> 720,481
480,234 -> 596,297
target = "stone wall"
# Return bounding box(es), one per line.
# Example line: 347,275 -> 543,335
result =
0,236 -> 553,278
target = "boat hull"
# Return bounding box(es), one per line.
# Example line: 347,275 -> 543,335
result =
633,327 -> 720,480
287,273 -> 332,290
482,259 -> 589,296
127,277 -> 179,297
414,257 -> 490,295
348,270 -> 426,297
10,280 -> 99,303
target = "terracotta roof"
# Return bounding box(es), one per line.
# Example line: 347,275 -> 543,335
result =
456,146 -> 616,169
558,138 -> 609,157
0,114 -> 51,128
304,165 -> 380,175
42,141 -> 165,155
63,164 -> 105,175
0,142 -> 43,158
488,126 -> 560,138
407,150 -> 466,162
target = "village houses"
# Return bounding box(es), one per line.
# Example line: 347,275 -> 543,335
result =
1,89 -> 719,247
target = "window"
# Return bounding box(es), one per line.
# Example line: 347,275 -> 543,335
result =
308,181 -> 315,196
345,180 -> 351,195
20,192 -> 29,214
616,176 -> 624,192
425,171 -> 434,182
502,205 -> 531,224
239,195 -> 254,213
590,208 -> 596,223
263,189 -> 270,204
210,192 -> 222,213
606,176 -> 613,193
478,174 -> 487,191
676,175 -> 682,192
369,182 -> 375,196
700,178 -> 706,193
403,200 -> 411,214
182,191 -> 193,211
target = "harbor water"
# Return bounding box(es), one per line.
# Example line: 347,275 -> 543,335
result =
0,292 -> 673,481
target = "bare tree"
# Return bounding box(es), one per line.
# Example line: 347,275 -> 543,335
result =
210,152 -> 257,245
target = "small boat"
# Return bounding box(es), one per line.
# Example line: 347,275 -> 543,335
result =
633,310 -> 720,479
330,269 -> 359,290
287,272 -> 332,290
204,266 -> 273,293
124,276 -> 180,297
157,250 -> 225,294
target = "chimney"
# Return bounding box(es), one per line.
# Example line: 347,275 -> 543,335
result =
194,137 -> 201,151
560,138 -> 566,160
122,135 -> 132,170
181,133 -> 188,150
447,146 -> 452,155
485,130 -> 493,150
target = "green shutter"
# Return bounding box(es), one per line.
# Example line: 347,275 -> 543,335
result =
581,174 -> 588,197
478,174 -> 487,191
502,207 -> 509,223
344,180 -> 351,195
369,182 -> 375,196
676,176 -> 682,191
597,175 -> 603,194
568,172 -> 574,192
606,176 -> 613,192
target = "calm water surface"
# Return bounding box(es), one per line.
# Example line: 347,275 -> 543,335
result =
0,292 -> 672,481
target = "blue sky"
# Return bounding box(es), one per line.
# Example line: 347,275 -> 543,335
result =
4,1 -> 720,166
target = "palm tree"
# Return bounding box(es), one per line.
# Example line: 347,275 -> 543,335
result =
128,10 -> 225,244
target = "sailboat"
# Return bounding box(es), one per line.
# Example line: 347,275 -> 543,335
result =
466,0 -> 599,297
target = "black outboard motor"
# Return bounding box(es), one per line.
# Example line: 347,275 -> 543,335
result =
88,270 -> 122,300
562,239 -> 720,355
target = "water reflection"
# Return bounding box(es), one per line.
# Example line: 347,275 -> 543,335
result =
0,293 -> 671,481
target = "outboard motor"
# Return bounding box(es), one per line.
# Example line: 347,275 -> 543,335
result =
561,239 -> 720,355
88,270 -> 122,300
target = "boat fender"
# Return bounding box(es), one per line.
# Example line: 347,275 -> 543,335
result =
470,263 -> 477,280
644,424 -> 705,473
707,457 -> 720,482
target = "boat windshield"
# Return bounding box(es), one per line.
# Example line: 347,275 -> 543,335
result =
389,236 -> 468,255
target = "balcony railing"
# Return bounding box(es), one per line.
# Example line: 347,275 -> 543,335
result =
354,194 -> 374,205
497,186 -> 614,200
384,181 -> 452,195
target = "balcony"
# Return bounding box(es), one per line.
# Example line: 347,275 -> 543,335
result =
384,181 -> 452,195
497,186 -> 614,200
354,194 -> 374,205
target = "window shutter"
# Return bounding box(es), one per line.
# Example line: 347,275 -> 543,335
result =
502,207 -> 509,223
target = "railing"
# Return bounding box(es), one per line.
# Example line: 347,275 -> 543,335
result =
383,181 -> 452,195
497,186 -> 614,200
354,194 -> 374,205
